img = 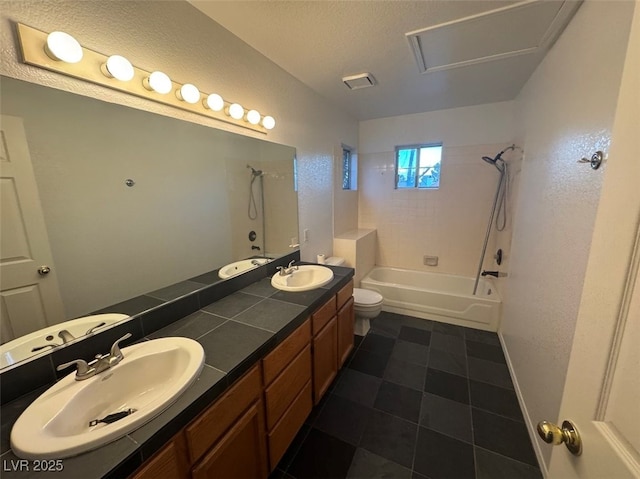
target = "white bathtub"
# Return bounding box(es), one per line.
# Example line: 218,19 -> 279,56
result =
360,267 -> 501,331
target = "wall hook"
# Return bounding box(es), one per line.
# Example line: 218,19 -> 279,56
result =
577,151 -> 603,170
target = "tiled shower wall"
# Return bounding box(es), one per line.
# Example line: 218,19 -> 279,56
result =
358,102 -> 516,279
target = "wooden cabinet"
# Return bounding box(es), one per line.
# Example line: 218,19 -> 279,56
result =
191,402 -> 268,479
130,433 -> 189,479
311,279 -> 354,404
312,316 -> 338,404
262,320 -> 313,471
311,295 -> 336,335
131,281 -> 354,479
262,319 -> 311,386
264,345 -> 312,430
185,366 -> 264,465
337,297 -> 355,368
267,380 -> 312,467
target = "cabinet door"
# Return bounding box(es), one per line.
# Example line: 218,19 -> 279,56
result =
312,316 -> 338,404
130,433 -> 189,479
191,401 -> 268,479
337,297 -> 355,368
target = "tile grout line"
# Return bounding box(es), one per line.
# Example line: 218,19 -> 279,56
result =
465,332 -> 480,479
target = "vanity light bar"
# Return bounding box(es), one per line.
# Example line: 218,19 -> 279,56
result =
15,23 -> 275,133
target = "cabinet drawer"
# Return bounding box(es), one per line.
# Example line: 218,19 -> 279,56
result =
185,365 -> 262,464
337,279 -> 354,310
267,380 -> 313,470
312,296 -> 337,335
262,318 -> 311,386
264,345 -> 312,430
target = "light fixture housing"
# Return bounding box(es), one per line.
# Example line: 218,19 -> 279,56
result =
176,83 -> 200,104
101,55 -> 134,82
204,93 -> 224,111
143,71 -> 172,94
45,31 -> 83,64
228,103 -> 244,120
262,116 -> 276,130
17,24 -> 273,133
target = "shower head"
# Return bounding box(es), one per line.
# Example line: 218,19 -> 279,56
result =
247,165 -> 263,177
482,144 -> 519,172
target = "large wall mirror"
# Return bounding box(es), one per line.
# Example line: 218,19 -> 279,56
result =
0,76 -> 299,370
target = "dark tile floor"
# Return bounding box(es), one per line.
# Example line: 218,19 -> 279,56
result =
271,311 -> 543,479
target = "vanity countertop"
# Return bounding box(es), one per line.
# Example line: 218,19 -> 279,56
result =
0,265 -> 354,479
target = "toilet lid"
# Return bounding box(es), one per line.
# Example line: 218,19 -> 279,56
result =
353,288 -> 383,305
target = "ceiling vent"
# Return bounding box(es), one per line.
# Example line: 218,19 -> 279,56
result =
342,73 -> 376,90
406,0 -> 582,74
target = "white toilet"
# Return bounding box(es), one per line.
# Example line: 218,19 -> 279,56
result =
325,257 -> 383,336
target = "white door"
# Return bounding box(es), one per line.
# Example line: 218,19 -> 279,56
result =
544,3 -> 640,477
0,115 -> 65,342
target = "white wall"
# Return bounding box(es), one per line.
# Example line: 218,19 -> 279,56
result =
333,144 -> 359,238
358,102 -> 517,279
0,0 -> 357,265
502,0 -> 634,470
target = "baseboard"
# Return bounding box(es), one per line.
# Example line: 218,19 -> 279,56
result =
497,330 -> 550,478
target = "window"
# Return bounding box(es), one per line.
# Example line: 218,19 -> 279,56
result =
395,143 -> 442,189
342,145 -> 357,190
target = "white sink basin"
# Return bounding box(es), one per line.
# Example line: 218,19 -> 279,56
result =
11,337 -> 205,459
218,258 -> 271,279
271,265 -> 334,292
0,313 -> 129,368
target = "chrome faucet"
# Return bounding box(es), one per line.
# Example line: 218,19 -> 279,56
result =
276,260 -> 298,276
85,322 -> 107,335
58,329 -> 76,344
56,333 -> 132,381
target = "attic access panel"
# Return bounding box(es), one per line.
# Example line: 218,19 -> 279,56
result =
407,0 -> 582,73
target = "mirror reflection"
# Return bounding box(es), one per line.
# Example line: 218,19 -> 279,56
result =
0,76 -> 298,369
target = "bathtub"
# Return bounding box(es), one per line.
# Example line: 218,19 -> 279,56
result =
360,267 -> 501,331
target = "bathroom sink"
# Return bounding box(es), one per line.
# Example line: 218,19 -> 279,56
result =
271,265 -> 334,292
0,313 -> 129,368
10,337 -> 205,459
218,257 -> 271,279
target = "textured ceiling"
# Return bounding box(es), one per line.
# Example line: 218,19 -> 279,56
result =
189,0 -> 581,121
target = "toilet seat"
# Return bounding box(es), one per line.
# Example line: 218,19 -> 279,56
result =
353,288 -> 383,306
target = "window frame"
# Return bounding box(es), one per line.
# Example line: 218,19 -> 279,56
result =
394,143 -> 442,190
341,144 -> 356,190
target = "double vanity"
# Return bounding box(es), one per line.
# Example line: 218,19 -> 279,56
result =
0,256 -> 355,478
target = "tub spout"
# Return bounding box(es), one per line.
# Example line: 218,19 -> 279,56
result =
481,270 -> 500,278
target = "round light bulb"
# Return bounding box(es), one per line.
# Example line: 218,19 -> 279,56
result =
143,71 -> 172,94
262,116 -> 276,130
246,110 -> 261,125
204,94 -> 224,111
177,83 -> 200,104
102,55 -> 134,81
45,31 -> 83,64
228,103 -> 244,120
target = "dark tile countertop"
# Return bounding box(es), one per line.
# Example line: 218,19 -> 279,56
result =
0,264 -> 353,479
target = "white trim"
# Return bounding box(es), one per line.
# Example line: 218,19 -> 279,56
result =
498,330 -> 549,478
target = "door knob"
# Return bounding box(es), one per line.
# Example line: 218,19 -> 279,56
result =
537,420 -> 582,456
37,266 -> 51,275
